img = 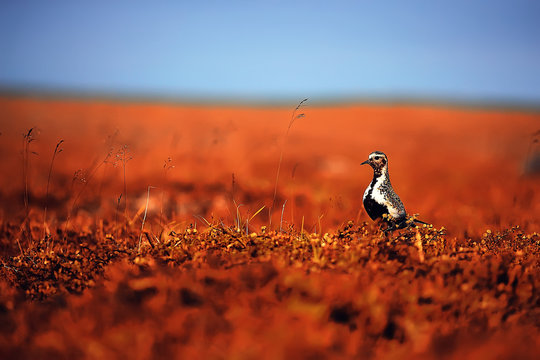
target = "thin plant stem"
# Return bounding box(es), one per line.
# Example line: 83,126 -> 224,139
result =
290,163 -> 298,227
233,200 -> 244,232
280,200 -> 287,233
160,172 -> 165,228
269,99 -> 307,227
246,205 -> 265,235
21,128 -> 37,250
318,214 -> 324,235
43,139 -> 64,239
64,152 -> 110,237
115,194 -> 122,240
22,128 -> 35,217
116,145 -> 132,226
138,186 -> 156,252
160,157 -> 174,228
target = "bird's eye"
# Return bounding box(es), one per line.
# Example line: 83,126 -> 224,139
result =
374,156 -> 380,160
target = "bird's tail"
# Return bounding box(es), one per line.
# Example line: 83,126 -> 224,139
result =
391,216 -> 430,231
412,218 -> 430,226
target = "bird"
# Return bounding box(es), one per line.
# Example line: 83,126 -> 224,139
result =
361,151 -> 427,230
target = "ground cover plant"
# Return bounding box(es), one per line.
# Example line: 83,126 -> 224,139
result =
0,96 -> 539,359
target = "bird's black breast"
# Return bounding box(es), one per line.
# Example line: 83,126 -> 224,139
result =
363,196 -> 389,221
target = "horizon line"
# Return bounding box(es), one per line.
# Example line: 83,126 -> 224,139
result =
1,85 -> 539,113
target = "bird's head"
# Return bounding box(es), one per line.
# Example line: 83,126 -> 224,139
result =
361,151 -> 388,174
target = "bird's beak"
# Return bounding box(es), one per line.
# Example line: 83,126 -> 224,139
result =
361,159 -> 370,165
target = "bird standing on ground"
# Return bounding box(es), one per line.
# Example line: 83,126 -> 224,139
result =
361,151 -> 426,230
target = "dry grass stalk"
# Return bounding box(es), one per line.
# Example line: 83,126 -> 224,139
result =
22,128 -> 36,216
43,139 -> 64,239
269,98 -> 308,227
64,152 -> 111,237
138,186 -> 156,252
116,145 -> 132,220
160,157 -> 174,228
280,200 -> 287,233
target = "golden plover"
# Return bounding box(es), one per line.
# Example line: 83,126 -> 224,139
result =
361,151 -> 427,230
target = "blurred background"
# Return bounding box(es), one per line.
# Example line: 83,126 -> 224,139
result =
0,1 -> 539,235
1,0 -> 540,105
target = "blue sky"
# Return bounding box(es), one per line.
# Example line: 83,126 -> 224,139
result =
1,0 -> 539,103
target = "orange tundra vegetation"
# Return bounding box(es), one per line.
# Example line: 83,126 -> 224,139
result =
0,96 -> 539,359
